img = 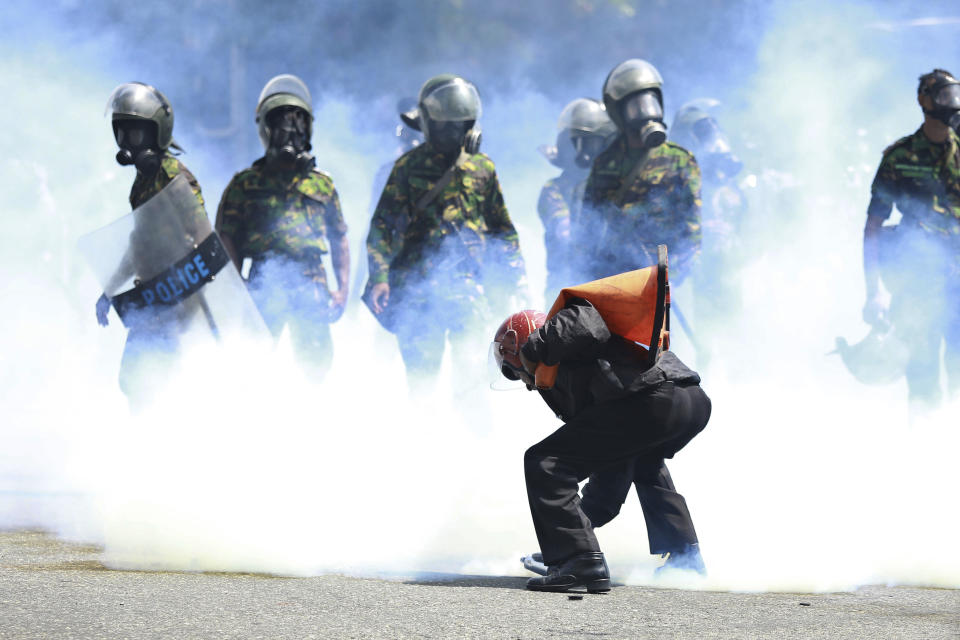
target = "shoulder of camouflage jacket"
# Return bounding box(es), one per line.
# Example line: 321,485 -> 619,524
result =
881,130 -> 920,158
225,160 -> 336,201
394,144 -> 496,178
651,141 -> 698,166
160,154 -> 201,186
297,167 -> 337,203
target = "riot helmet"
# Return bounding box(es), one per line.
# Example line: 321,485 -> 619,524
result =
671,101 -> 743,180
256,74 -> 314,169
106,82 -> 176,174
602,59 -> 667,148
557,98 -> 618,169
394,96 -> 423,153
415,74 -> 483,154
918,69 -> 960,131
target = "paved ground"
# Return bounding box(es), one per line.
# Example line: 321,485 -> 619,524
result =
0,531 -> 957,639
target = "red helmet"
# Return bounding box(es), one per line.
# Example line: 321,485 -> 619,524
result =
493,310 -> 546,378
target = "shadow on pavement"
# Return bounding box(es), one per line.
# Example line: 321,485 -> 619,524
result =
403,573 -> 529,590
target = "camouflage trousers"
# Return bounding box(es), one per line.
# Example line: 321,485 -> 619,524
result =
883,229 -> 960,409
391,292 -> 490,392
248,252 -> 333,382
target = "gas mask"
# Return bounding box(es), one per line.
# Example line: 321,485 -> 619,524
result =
426,119 -> 481,155
691,117 -> 743,179
113,119 -> 161,175
265,106 -> 312,169
621,90 -> 667,149
571,133 -> 607,169
923,78 -> 960,131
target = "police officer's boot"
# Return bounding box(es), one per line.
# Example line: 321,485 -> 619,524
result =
525,551 -> 611,593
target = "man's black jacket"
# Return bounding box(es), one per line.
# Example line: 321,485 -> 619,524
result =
521,298 -> 700,422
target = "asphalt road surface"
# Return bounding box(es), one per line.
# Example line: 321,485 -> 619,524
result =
0,531 -> 957,639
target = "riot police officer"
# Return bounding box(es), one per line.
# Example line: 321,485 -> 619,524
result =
538,98 -> 616,299
365,74 -> 527,388
863,68 -> 960,413
577,60 -> 702,282
96,82 -> 208,402
216,75 -> 350,382
671,101 -> 746,358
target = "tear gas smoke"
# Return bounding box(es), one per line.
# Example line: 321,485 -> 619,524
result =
1,0 -> 958,593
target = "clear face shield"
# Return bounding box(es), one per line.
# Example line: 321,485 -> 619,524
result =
692,117 -> 743,179
105,83 -> 167,124
621,90 -> 667,148
487,341 -> 527,390
264,106 -> 312,168
106,83 -> 168,173
420,79 -> 483,153
928,81 -> 960,129
571,132 -> 608,169
257,75 -> 312,113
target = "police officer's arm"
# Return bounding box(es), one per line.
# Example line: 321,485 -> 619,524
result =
671,155 -> 703,279
863,158 -> 896,324
537,181 -> 571,242
365,163 -> 409,313
480,166 -> 528,302
214,175 -> 244,271
324,189 -> 350,311
96,249 -> 135,326
521,298 -> 611,366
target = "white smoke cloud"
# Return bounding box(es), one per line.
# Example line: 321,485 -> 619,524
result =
1,0 -> 958,594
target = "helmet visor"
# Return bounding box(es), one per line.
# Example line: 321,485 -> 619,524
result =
487,342 -> 526,390
421,80 -> 482,122
605,59 -> 664,102
932,82 -> 960,111
622,91 -> 663,124
105,82 -> 166,121
558,99 -> 611,135
257,74 -> 312,112
692,117 -> 732,154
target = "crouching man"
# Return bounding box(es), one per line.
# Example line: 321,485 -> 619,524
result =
492,274 -> 711,592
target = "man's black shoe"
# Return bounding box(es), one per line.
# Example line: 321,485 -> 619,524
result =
525,552 -> 611,593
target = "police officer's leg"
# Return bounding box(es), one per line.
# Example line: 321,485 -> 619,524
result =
394,309 -> 446,389
901,314 -> 943,410
580,462 -> 635,528
285,272 -> 334,382
943,288 -> 960,401
246,253 -> 292,339
891,268 -> 944,410
288,313 -> 333,383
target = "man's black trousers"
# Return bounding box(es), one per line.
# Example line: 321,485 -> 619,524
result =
524,381 -> 711,566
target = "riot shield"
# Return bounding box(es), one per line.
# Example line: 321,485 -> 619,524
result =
78,174 -> 268,341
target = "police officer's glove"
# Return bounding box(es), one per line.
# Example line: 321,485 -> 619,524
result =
328,288 -> 347,322
368,282 -> 390,314
96,293 -> 111,327
862,292 -> 890,329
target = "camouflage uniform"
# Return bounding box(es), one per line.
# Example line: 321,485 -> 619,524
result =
119,153 -> 206,400
130,153 -> 204,209
216,157 -> 348,377
538,169 -> 587,298
868,126 -> 960,403
578,136 -> 701,281
367,144 -> 527,377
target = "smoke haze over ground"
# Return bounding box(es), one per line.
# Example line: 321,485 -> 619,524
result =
1,0 -> 959,592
